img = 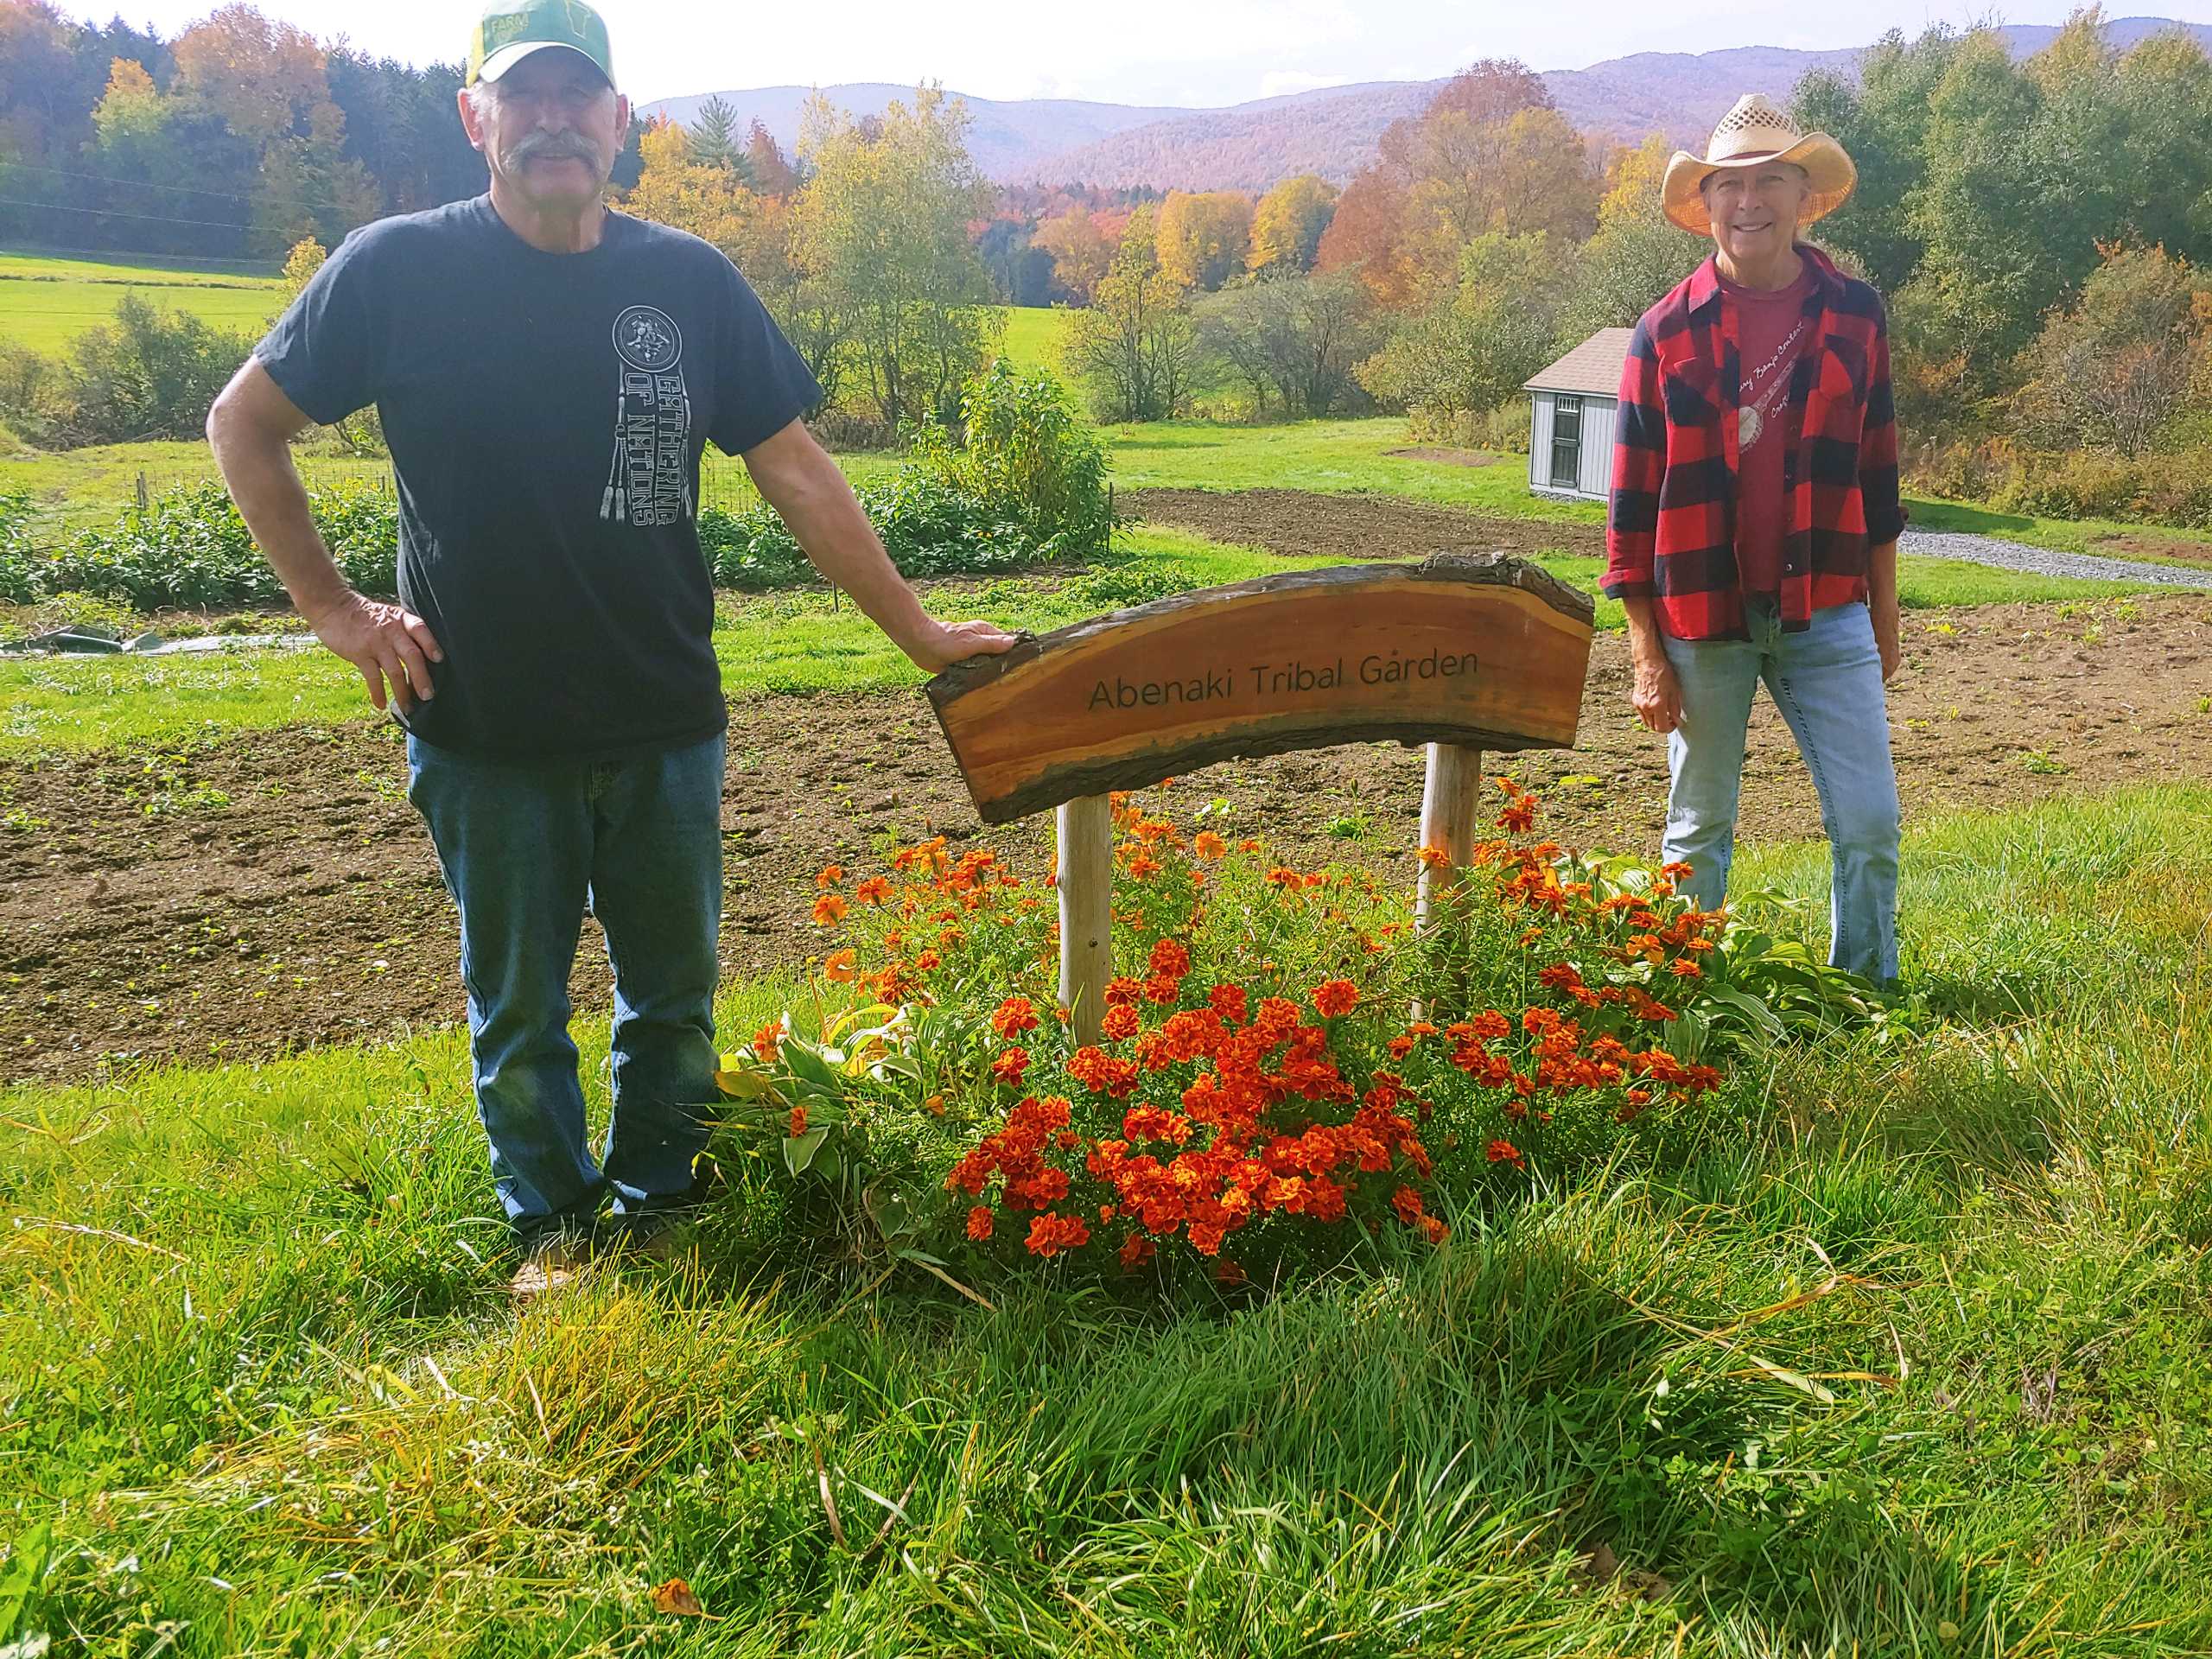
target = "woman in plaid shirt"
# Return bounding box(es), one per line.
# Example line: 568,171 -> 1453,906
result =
1604,95 -> 1905,986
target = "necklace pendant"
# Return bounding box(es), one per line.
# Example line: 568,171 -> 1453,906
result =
1738,404 -> 1763,448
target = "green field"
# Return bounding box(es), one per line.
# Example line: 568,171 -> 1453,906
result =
1,251 -> 285,355
997,302 -> 1070,372
4,781 -> 2210,1651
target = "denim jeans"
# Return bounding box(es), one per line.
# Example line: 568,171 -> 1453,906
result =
407,732 -> 725,1243
1661,600 -> 1901,983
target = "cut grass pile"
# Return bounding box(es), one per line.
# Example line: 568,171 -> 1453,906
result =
3,785 -> 2209,1653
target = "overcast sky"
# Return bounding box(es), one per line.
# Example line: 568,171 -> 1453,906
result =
66,0 -> 2212,108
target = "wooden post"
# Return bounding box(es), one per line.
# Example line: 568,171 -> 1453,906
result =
1057,794 -> 1114,1046
1416,742 -> 1484,930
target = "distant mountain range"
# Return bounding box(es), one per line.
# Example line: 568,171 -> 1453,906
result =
644,18 -> 2212,195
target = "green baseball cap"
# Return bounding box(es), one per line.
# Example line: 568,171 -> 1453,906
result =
466,0 -> 614,87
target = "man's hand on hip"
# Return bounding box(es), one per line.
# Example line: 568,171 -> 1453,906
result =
901,617 -> 1020,675
307,588 -> 445,715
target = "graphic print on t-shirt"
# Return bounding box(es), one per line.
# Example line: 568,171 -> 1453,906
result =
599,303 -> 694,526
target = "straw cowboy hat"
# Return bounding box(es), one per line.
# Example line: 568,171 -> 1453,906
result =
1661,93 -> 1857,235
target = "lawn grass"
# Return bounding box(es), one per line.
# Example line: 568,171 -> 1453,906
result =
997,302 -> 1071,373
3,784 -> 2209,1653
0,528 -> 2163,756
0,264 -> 283,356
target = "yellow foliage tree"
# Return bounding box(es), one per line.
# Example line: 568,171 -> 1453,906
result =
1248,175 -> 1338,274
1155,191 -> 1254,290
624,118 -> 761,252
1033,207 -> 1115,303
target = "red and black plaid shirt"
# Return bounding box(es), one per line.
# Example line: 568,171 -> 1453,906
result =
1602,245 -> 1905,640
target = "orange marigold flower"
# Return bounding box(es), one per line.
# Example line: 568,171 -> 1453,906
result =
823,948 -> 858,983
992,1047 -> 1031,1086
1025,1212 -> 1090,1257
1148,937 -> 1192,980
924,1093 -> 946,1116
1119,1232 -> 1156,1271
855,875 -> 893,906
1266,867 -> 1304,889
1487,1139 -> 1525,1168
1209,984 -> 1248,1023
1102,1003 -> 1141,1041
1387,1033 -> 1414,1059
1668,958 -> 1703,979
1419,1215 -> 1450,1245
1192,831 -> 1228,861
915,949 -> 943,971
752,1020 -> 783,1062
810,893 -> 848,927
1103,976 -> 1143,1007
1390,1185 -> 1425,1224
1312,978 -> 1360,1019
1660,860 -> 1694,881
816,864 -> 845,889
1416,843 -> 1454,873
788,1103 -> 809,1138
966,1205 -> 995,1241
991,996 -> 1042,1039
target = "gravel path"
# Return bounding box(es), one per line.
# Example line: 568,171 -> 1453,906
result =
1900,528 -> 2211,588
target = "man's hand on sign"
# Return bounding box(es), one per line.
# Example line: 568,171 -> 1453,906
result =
902,617 -> 1020,674
308,588 -> 446,715
1630,651 -> 1684,734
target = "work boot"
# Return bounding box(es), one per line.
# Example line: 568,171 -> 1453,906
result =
605,1209 -> 698,1265
509,1230 -> 594,1300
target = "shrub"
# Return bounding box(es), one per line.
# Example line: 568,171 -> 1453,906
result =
1905,436 -> 2212,529
20,481 -> 397,610
910,360 -> 1115,556
55,294 -> 257,447
715,781 -> 1896,1287
0,490 -> 37,605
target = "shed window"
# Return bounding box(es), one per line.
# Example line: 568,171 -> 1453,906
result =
1549,395 -> 1582,489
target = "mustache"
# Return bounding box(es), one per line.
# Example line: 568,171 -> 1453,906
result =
505,130 -> 601,167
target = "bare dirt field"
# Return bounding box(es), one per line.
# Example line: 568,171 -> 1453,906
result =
3,491 -> 2207,1081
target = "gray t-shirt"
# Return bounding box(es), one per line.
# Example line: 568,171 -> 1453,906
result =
257,195 -> 821,760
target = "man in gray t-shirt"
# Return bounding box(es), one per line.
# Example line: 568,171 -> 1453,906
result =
207,0 -> 1014,1296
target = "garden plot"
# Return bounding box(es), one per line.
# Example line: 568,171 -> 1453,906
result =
1,593 -> 2205,1081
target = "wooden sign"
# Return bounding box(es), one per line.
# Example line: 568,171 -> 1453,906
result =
925,552 -> 1596,1044
926,552 -> 1595,825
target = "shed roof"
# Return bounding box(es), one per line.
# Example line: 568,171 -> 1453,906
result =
1524,327 -> 1633,398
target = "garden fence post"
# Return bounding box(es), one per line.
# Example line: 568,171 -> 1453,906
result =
1415,742 -> 1484,930
1057,794 -> 1114,1046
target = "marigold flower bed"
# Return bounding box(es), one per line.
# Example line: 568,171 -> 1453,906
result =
719,781 -> 1886,1286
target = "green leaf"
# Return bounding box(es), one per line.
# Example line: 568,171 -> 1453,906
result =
782,1126 -> 831,1175
0,1520 -> 51,1642
1697,986 -> 1789,1042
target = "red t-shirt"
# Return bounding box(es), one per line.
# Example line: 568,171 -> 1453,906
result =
1720,263 -> 1816,599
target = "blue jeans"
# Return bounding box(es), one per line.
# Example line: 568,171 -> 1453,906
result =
1661,601 -> 1900,984
407,732 -> 725,1243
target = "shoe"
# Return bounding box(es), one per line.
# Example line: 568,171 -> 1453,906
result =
509,1230 -> 594,1300
605,1210 -> 697,1265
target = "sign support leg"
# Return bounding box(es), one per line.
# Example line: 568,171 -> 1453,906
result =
1416,742 -> 1484,930
1058,794 -> 1114,1046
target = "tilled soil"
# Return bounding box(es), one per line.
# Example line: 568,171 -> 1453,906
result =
3,491 -> 2208,1082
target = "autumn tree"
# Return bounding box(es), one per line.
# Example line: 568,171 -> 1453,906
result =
1155,191 -> 1254,290
1033,206 -> 1115,303
626,118 -> 760,250
1357,232 -> 1578,421
1317,60 -> 1593,308
1557,133 -> 1705,337
1064,205 -> 1198,421
1248,175 -> 1338,274
795,85 -> 998,428
1197,269 -> 1380,417
745,119 -> 799,195
2016,243 -> 2211,457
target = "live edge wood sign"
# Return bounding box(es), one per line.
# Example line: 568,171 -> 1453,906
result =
925,552 -> 1596,1042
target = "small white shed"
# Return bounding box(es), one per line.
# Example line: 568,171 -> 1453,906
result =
1523,327 -> 1632,504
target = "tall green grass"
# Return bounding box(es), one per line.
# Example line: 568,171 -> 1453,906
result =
3,787 -> 2210,1654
